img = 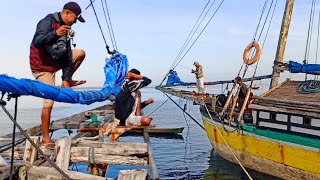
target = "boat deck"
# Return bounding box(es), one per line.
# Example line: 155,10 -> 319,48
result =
262,80 -> 320,102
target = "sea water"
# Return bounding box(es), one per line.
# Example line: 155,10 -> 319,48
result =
0,85 -> 278,179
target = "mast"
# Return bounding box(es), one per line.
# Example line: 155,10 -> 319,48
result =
269,0 -> 294,89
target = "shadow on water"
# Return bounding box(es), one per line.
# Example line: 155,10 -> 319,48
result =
203,150 -> 282,180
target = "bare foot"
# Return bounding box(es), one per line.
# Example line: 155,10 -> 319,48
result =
41,140 -> 55,150
69,80 -> 86,87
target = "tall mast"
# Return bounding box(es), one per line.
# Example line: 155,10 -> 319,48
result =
269,0 -> 294,89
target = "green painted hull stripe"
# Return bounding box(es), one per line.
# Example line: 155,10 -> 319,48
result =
242,125 -> 320,149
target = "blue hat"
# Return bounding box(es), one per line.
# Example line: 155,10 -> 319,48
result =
63,2 -> 85,23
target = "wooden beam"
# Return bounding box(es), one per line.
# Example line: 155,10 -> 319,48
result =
55,137 -> 72,170
23,136 -> 40,164
117,169 -> 148,180
19,166 -> 107,180
143,130 -> 159,180
70,142 -> 148,165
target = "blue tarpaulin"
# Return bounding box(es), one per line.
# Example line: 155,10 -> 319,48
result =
288,61 -> 320,75
166,70 -> 190,86
0,52 -> 128,105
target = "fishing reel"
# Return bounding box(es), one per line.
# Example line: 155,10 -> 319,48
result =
67,29 -> 77,47
67,29 -> 75,40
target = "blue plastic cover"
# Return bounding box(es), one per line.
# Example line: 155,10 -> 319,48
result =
166,70 -> 190,86
288,61 -> 320,75
0,52 -> 128,105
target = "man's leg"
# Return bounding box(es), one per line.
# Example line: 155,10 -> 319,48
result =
199,77 -> 205,93
69,49 -> 86,87
32,71 -> 55,145
196,78 -> 201,93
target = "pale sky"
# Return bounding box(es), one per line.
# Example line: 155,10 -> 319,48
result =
0,0 -> 316,87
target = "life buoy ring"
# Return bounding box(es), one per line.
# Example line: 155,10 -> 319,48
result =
243,41 -> 262,65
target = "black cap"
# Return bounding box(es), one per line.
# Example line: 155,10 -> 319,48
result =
63,2 -> 85,23
129,69 -> 141,75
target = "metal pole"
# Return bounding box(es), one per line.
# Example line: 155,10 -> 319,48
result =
270,0 -> 294,89
9,97 -> 18,180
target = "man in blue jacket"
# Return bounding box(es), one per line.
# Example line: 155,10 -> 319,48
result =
29,2 -> 86,148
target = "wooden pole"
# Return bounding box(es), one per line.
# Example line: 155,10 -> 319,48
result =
228,87 -> 240,120
237,88 -> 252,124
219,84 -> 236,116
23,136 -> 39,164
55,137 -> 72,170
143,130 -> 159,180
270,0 -> 294,89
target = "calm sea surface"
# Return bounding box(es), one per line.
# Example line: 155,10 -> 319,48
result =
0,85 -> 279,179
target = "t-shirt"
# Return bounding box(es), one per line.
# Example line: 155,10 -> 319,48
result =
194,65 -> 203,79
114,77 -> 151,125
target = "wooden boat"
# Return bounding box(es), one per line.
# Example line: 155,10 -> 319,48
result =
157,0 -> 320,179
0,103 -> 161,179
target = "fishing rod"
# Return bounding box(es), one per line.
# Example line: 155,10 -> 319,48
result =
164,93 -> 205,130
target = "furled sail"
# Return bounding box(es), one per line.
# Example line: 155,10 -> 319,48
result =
166,70 -> 190,86
288,61 -> 320,75
0,52 -> 128,104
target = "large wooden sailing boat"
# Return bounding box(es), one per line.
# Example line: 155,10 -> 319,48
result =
157,0 -> 320,179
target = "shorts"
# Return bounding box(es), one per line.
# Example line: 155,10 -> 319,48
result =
32,49 -> 84,107
125,96 -> 142,126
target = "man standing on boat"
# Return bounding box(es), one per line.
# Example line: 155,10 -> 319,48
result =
235,76 -> 248,109
29,2 -> 86,148
114,69 -> 154,126
191,61 -> 205,93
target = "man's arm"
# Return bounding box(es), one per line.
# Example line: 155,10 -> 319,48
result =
33,18 -> 59,48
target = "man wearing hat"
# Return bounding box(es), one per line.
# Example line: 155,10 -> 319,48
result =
191,60 -> 205,93
29,2 -> 86,148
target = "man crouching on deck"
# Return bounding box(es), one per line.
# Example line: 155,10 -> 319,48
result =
114,69 -> 154,126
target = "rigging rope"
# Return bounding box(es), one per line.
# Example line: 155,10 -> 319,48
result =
170,0 -> 216,70
102,0 -> 118,50
171,0 -> 226,71
160,0 -> 226,86
316,1 -> 320,80
304,0 -> 316,80
89,0 -> 112,53
101,0 -> 116,50
201,99 -> 253,180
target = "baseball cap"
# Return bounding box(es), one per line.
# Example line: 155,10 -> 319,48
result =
193,60 -> 199,65
129,69 -> 141,75
63,2 -> 85,23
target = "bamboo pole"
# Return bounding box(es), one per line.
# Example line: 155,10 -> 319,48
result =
219,84 -> 236,116
237,88 -> 252,124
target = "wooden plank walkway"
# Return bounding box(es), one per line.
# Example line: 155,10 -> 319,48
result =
0,103 -> 159,180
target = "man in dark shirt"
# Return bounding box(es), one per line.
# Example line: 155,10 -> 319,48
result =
115,69 -> 154,126
29,2 -> 86,147
235,76 -> 248,109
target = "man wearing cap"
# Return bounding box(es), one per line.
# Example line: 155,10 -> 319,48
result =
29,2 -> 86,148
191,61 -> 205,93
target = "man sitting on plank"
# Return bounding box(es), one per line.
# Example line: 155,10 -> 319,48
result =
114,69 -> 154,126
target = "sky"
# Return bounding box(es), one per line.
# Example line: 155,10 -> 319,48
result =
0,0 -> 317,87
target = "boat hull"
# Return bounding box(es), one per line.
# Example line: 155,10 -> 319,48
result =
202,115 -> 320,180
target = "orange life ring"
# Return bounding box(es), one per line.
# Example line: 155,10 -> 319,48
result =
243,41 -> 262,65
